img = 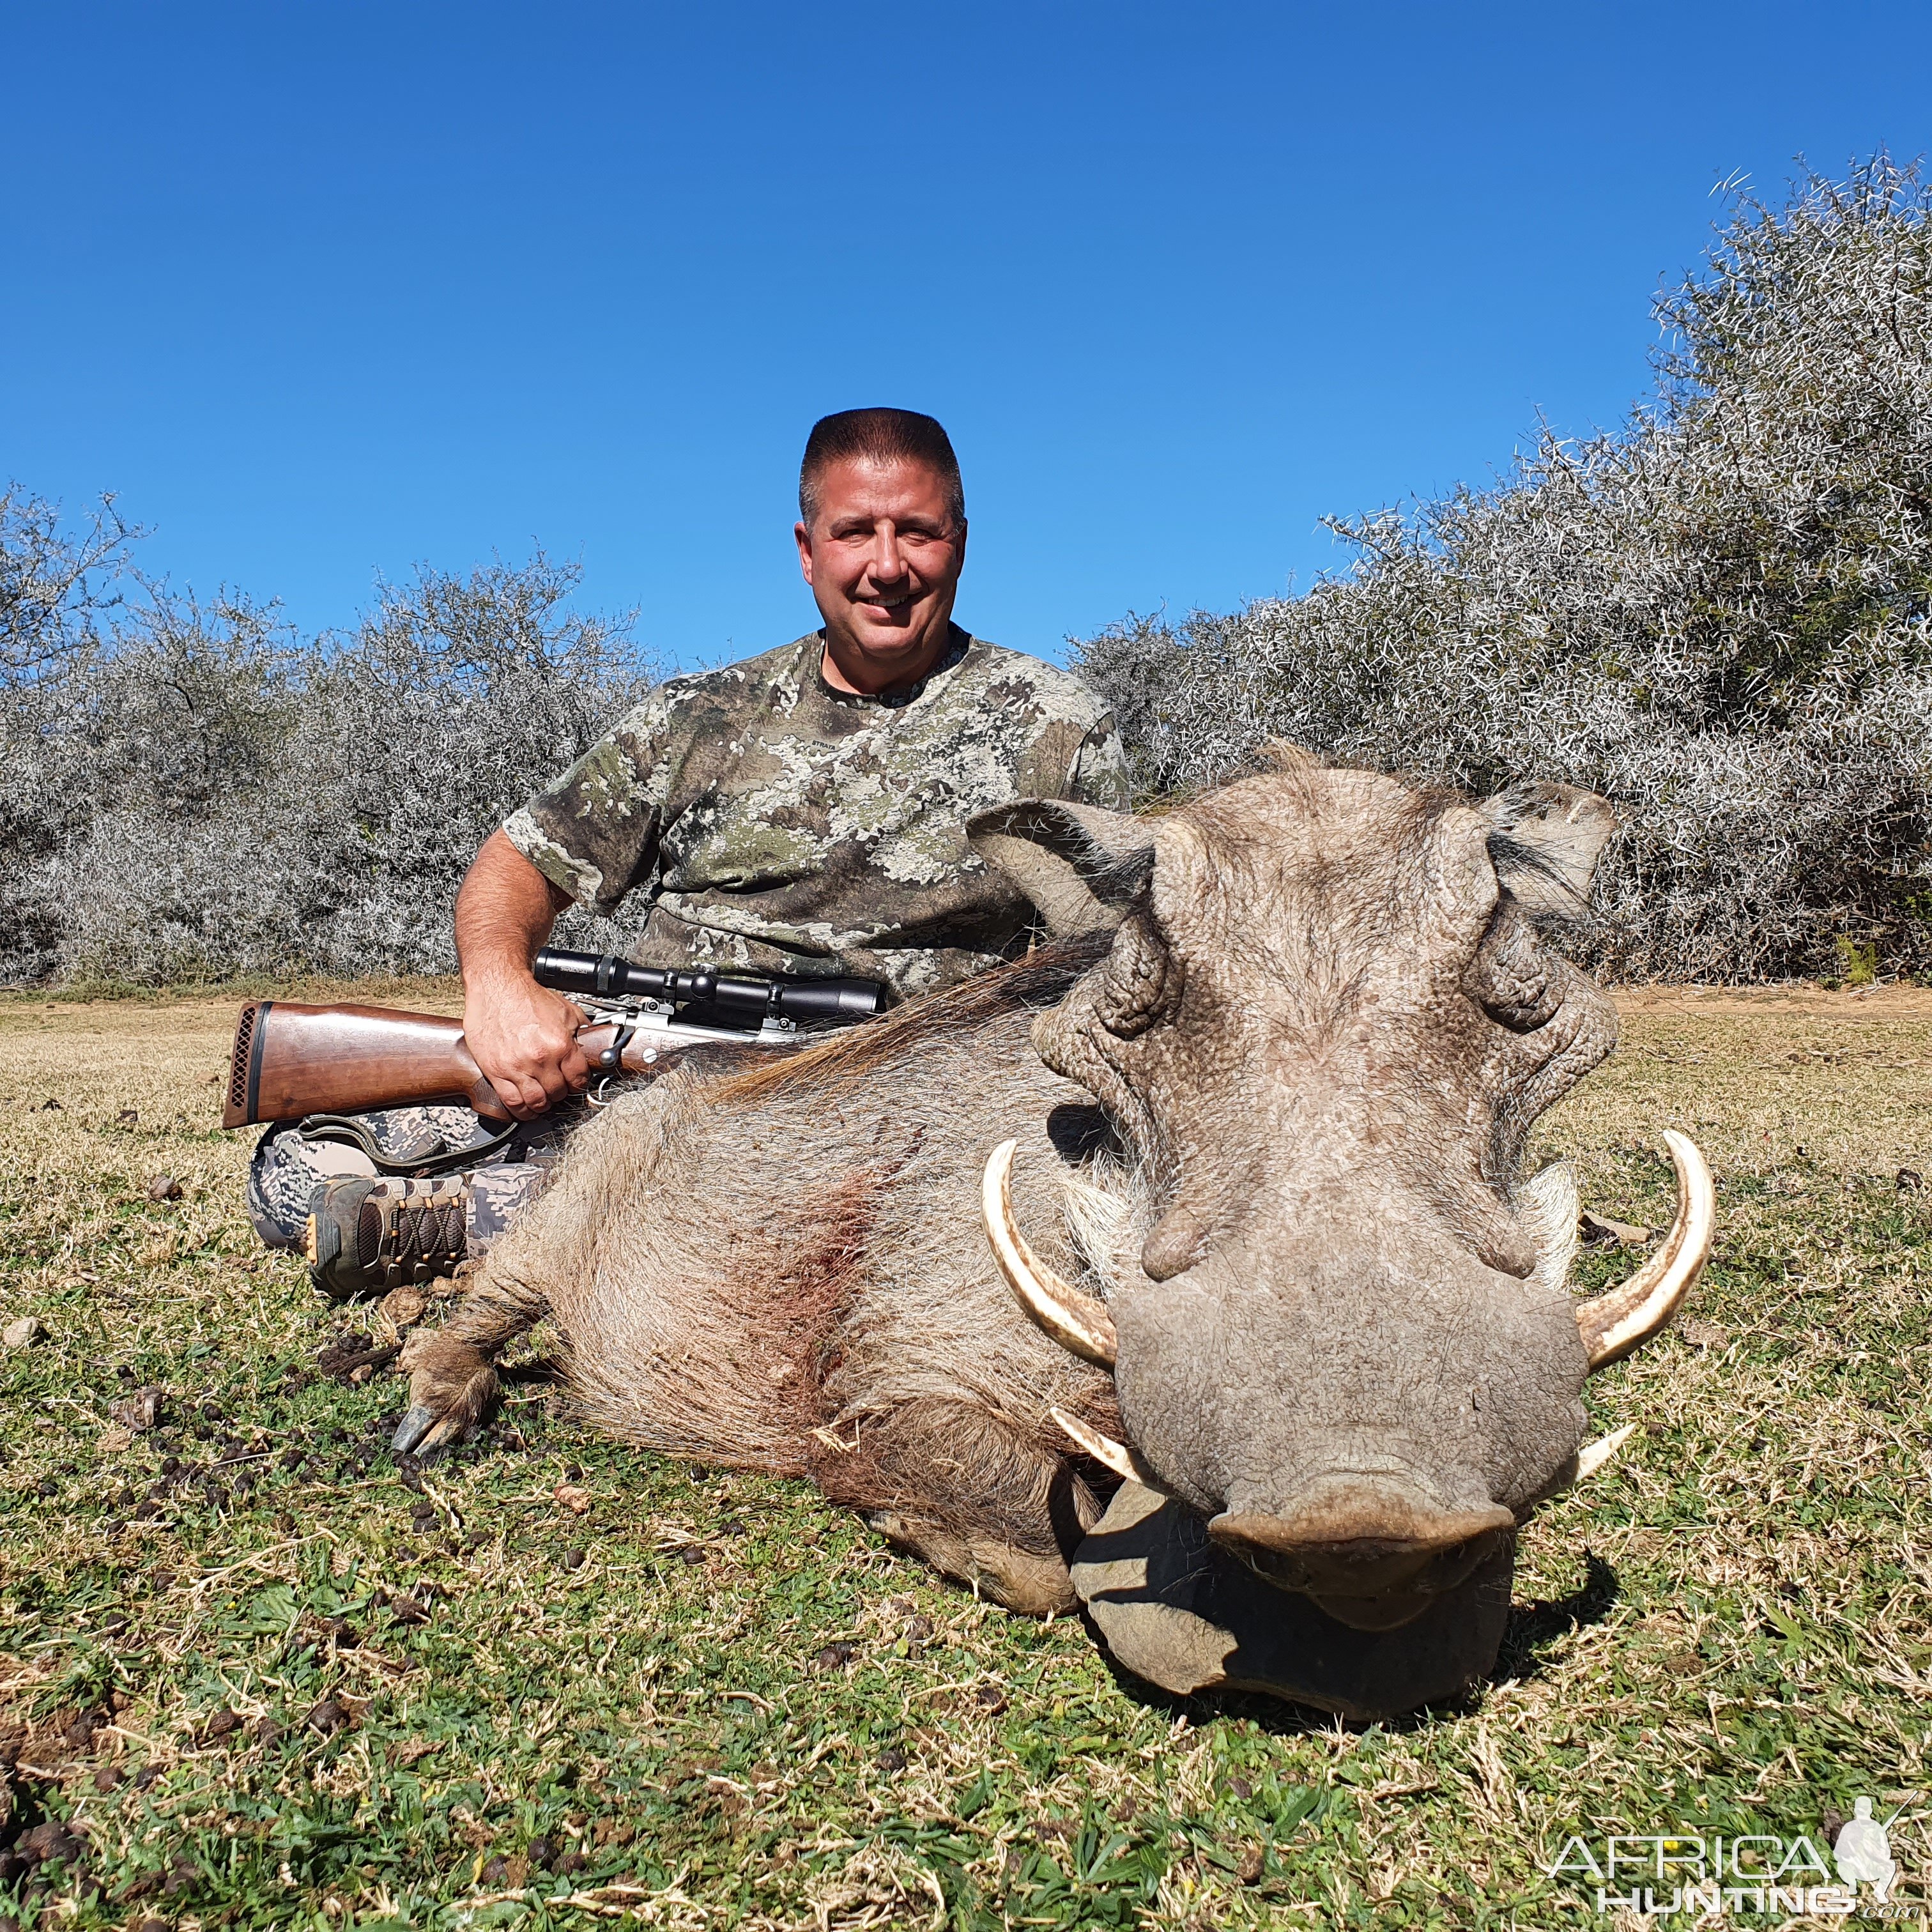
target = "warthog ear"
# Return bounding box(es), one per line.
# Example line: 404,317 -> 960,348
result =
1480,782 -> 1616,918
967,800 -> 1156,936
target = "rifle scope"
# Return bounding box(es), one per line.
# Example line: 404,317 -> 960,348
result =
532,947 -> 884,1027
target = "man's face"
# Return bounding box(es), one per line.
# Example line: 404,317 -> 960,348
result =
795,456 -> 967,693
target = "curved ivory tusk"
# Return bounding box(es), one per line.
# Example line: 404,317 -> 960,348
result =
981,1139 -> 1119,1368
1574,1131 -> 1716,1370
1574,1421 -> 1637,1480
1048,1406 -> 1165,1491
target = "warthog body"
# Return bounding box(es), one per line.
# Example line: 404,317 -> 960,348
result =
408,755 -> 1704,1714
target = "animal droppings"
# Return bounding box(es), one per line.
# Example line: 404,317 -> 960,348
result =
2,1315 -> 43,1350
302,1698 -> 349,1736
379,1283 -> 429,1327
145,1175 -> 183,1202
15,1821 -> 86,1867
316,1335 -> 399,1382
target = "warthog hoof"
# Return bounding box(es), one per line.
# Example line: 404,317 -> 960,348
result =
864,1509 -> 1078,1617
394,1332 -> 500,1461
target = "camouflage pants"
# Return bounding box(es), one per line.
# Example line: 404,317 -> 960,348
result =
246,1100 -> 594,1259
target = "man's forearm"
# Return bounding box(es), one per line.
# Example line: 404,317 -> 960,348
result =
454,832 -> 592,1118
456,829 -> 572,988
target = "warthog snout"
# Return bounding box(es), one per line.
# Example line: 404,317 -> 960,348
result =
1208,1478 -> 1517,1630
1098,1211 -> 1595,1604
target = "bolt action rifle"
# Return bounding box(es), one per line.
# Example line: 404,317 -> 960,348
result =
219,947 -> 885,1175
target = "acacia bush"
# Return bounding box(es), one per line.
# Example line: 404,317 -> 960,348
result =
1076,157 -> 1932,981
0,498 -> 656,983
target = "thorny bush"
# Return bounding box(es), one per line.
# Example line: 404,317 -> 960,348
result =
1075,157 -> 1932,983
0,507 -> 657,983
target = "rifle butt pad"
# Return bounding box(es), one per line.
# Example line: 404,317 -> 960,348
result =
222,1000 -> 512,1130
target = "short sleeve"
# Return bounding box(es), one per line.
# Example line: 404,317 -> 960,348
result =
501,700 -> 671,916
1067,716 -> 1132,810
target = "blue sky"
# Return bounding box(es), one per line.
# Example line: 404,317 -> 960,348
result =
3,3 -> 1927,671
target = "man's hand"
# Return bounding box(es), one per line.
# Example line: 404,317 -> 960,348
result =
454,829 -> 589,1120
463,969 -> 592,1120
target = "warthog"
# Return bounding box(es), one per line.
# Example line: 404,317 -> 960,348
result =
397,752 -> 1711,1715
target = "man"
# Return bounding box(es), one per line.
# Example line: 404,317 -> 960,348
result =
253,408 -> 1130,1296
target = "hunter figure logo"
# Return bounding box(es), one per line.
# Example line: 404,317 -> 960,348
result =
1835,1799 -> 1898,1905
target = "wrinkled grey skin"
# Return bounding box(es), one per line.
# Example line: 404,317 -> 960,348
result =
403,754 -> 1620,1709
1005,758 -> 1618,1631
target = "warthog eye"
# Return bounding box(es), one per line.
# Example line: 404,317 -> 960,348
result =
1096,914 -> 1178,1038
1466,905 -> 1561,1032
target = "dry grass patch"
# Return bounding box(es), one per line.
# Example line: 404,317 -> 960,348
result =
1,985 -> 1928,1929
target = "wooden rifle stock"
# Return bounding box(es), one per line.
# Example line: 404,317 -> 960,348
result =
222,1000 -> 513,1130
220,987 -> 806,1133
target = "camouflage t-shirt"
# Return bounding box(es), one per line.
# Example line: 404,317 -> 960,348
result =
502,625 -> 1130,1000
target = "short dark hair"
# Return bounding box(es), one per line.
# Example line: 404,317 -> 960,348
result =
799,408 -> 965,530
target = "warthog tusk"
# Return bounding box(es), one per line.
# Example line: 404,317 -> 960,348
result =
1048,1406 -> 1165,1491
1574,1131 -> 1715,1370
1574,1421 -> 1637,1480
981,1139 -> 1119,1368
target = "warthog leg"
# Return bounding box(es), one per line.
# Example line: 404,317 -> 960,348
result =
394,1260 -> 550,1459
813,1396 -> 1105,1616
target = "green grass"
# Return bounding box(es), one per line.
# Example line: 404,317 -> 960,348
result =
1,989 -> 1929,1928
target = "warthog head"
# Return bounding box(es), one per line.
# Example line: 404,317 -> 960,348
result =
970,755 -> 1711,1635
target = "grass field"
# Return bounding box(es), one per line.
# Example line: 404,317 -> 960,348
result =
2,982 -> 1929,1930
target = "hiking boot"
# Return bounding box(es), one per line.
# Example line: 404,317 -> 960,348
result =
305,1176 -> 468,1301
